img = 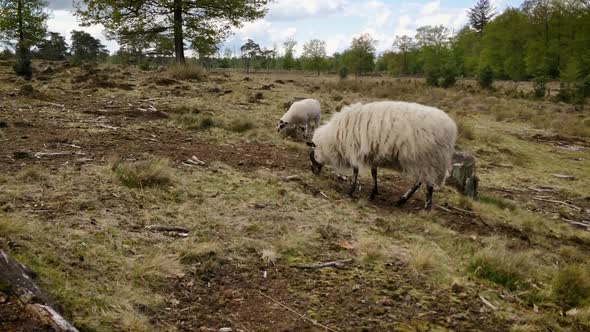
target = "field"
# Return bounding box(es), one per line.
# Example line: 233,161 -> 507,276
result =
1,60 -> 590,332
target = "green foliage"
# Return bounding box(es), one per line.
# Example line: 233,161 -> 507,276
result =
301,39 -> 326,75
532,76 -> 547,99
70,30 -> 109,63
552,265 -> 590,308
338,66 -> 349,79
35,32 -> 69,60
76,0 -> 270,63
479,65 -> 494,89
14,44 -> 32,79
282,38 -> 297,70
468,248 -> 527,291
342,33 -> 376,76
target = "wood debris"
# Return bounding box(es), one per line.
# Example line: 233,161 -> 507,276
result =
552,173 -> 576,180
183,155 -> 206,167
34,151 -> 85,158
294,259 -> 352,270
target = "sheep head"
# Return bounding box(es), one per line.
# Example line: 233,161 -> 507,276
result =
277,120 -> 289,132
306,142 -> 323,174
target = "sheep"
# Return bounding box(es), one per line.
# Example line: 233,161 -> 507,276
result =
277,98 -> 321,138
307,101 -> 457,210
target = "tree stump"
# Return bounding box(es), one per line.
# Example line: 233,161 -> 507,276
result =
448,151 -> 479,198
0,250 -> 78,332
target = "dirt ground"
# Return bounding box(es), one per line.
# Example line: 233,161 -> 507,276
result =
1,61 -> 590,331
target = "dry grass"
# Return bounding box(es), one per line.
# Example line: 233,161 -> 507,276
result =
111,157 -> 174,188
468,243 -> 533,291
552,265 -> 590,308
166,62 -> 207,80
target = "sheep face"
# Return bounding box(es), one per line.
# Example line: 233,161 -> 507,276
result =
277,120 -> 289,132
306,142 -> 324,174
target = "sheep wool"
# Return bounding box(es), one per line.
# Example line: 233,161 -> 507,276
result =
278,98 -> 321,137
311,101 -> 457,186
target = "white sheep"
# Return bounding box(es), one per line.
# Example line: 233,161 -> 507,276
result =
307,101 -> 457,209
277,98 -> 321,138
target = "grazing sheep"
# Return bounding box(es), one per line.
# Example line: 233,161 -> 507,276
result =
307,101 -> 457,209
277,98 -> 321,138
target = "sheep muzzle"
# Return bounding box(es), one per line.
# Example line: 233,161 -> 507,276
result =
309,149 -> 323,174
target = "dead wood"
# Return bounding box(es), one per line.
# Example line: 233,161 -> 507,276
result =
0,250 -> 78,331
447,151 -> 479,198
145,225 -> 190,234
532,197 -> 582,211
552,173 -> 576,180
294,259 -> 352,270
34,151 -> 85,158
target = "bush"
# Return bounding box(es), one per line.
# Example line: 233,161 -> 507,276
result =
112,158 -> 174,188
532,76 -> 547,99
552,265 -> 590,307
166,62 -> 207,80
439,65 -> 457,88
14,46 -> 32,80
426,70 -> 439,87
478,65 -> 494,90
338,66 -> 349,79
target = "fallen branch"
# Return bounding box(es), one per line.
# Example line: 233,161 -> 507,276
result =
282,175 -> 301,182
479,295 -> 497,311
146,225 -> 190,234
293,259 -> 352,270
97,124 -> 119,130
552,173 -> 576,181
434,204 -> 452,213
257,291 -> 338,332
34,151 -> 85,158
184,156 -> 206,166
532,197 -> 582,212
0,250 -> 78,331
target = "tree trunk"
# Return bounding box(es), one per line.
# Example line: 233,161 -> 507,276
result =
447,151 -> 479,198
173,0 -> 185,64
0,250 -> 79,331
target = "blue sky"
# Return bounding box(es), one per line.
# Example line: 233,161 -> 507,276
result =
46,0 -> 524,56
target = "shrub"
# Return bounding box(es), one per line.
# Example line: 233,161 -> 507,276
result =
478,65 -> 494,90
439,64 -> 457,88
552,265 -> 590,307
138,60 -> 151,71
14,46 -> 32,80
532,76 -> 547,99
112,158 -> 174,188
426,70 -> 439,87
338,66 -> 349,79
166,62 -> 206,80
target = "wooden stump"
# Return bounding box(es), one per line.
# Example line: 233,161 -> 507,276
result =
0,250 -> 78,331
448,151 -> 479,198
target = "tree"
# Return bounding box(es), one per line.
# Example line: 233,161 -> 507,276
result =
392,35 -> 415,74
283,38 -> 297,70
70,30 -> 109,63
76,0 -> 270,64
343,33 -> 376,76
35,32 -> 68,60
0,0 -> 48,78
302,39 -> 326,75
240,39 -> 260,73
467,0 -> 496,34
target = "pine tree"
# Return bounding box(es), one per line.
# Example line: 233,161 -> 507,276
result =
0,0 -> 48,78
467,0 -> 496,34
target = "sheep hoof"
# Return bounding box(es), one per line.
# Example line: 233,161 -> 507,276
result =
369,191 -> 378,200
396,198 -> 408,207
424,202 -> 433,210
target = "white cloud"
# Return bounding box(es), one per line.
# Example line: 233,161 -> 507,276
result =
266,0 -> 347,21
47,10 -> 117,52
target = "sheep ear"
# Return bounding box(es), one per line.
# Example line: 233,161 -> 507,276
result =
306,142 -> 316,148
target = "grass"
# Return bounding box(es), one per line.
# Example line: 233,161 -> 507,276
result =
172,113 -> 217,131
111,157 -> 174,188
468,244 -> 531,291
166,62 -> 207,80
224,118 -> 255,133
552,265 -> 590,308
478,194 -> 517,211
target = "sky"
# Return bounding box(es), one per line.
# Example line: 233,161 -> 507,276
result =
46,0 -> 524,57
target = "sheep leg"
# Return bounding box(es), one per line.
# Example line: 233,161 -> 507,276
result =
348,167 -> 359,197
369,167 -> 378,200
424,184 -> 434,210
396,182 -> 422,206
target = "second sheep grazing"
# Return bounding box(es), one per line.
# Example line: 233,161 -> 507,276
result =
277,98 -> 321,138
307,101 -> 457,209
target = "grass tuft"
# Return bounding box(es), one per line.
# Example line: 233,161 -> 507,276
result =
552,265 -> 590,308
16,167 -> 46,182
478,194 -> 517,211
166,63 -> 207,80
112,158 -> 174,189
468,245 -> 530,291
225,118 -> 255,133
